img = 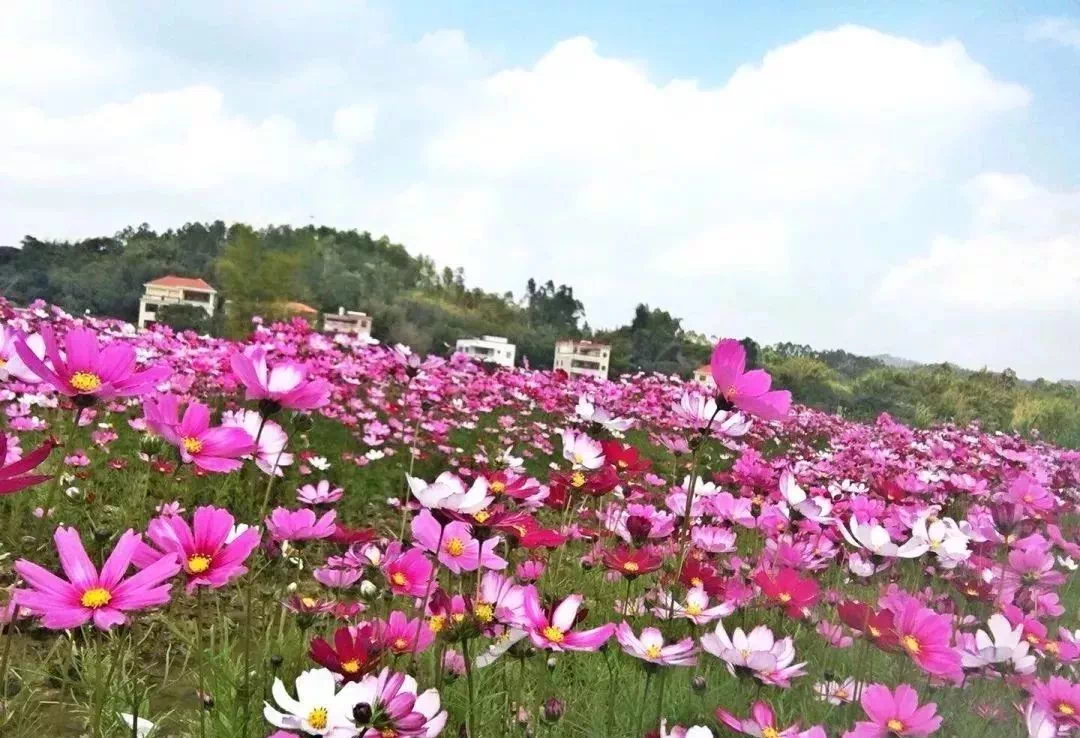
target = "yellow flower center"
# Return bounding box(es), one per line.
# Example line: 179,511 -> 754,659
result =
542,626 -> 565,643
571,471 -> 586,487
301,597 -> 317,608
762,728 -> 779,738
307,707 -> 329,730
446,538 -> 465,557
1026,633 -> 1040,644
381,729 -> 397,738
474,603 -> 494,622
490,481 -> 506,493
182,436 -> 203,454
902,635 -> 921,654
452,613 -> 466,623
835,689 -> 849,700
341,659 -> 361,673
187,554 -> 212,574
391,572 -> 408,587
393,637 -> 409,652
887,719 -> 905,732
573,452 -> 584,464
473,510 -> 490,524
1023,494 -> 1033,503
0,357 -> 6,368
684,603 -> 702,616
645,644 -> 662,659
80,587 -> 112,609
778,592 -> 792,603
428,615 -> 446,633
869,625 -> 882,637
617,460 -> 628,468
1045,641 -> 1060,655
70,371 -> 102,393
1059,703 -> 1075,716
623,561 -> 640,573
690,577 -> 703,588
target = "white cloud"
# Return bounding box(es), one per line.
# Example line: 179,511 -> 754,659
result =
876,174 -> 1080,310
332,104 -> 378,141
1026,17 -> 1080,48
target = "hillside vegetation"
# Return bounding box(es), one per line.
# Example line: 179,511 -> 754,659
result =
2,222 -> 1078,447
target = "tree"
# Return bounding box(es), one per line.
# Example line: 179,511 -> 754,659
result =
156,304 -> 211,333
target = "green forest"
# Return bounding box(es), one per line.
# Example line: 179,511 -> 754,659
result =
2,222 -> 1078,447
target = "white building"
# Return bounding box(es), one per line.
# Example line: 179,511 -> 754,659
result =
456,335 -> 516,367
554,339 -> 611,380
693,364 -> 715,387
138,275 -> 217,329
323,307 -> 372,337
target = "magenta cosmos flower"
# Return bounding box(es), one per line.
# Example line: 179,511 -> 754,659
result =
133,506 -> 260,593
521,586 -> 614,652
144,396 -> 255,473
892,600 -> 963,683
710,338 -> 791,421
297,480 -> 344,505
15,326 -> 168,402
380,541 -> 433,598
230,346 -> 331,410
716,701 -> 803,737
842,683 -> 942,738
410,509 -> 507,574
0,434 -> 55,495
615,622 -> 697,667
1031,676 -> 1080,730
266,507 -> 337,542
14,527 -> 180,630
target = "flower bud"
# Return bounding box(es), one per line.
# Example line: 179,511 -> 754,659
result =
545,656 -> 557,672
691,675 -> 707,694
352,702 -> 373,724
359,580 -> 378,598
541,697 -> 564,723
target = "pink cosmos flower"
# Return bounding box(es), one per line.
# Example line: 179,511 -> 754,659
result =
15,326 -> 169,401
375,610 -> 435,655
350,667 -> 447,738
709,338 -> 791,420
0,434 -> 55,496
14,527 -> 180,630
615,622 -> 697,667
891,600 -> 963,683
297,480 -> 344,505
475,570 -> 526,628
266,507 -> 337,542
716,701 -> 801,737
701,621 -> 806,687
133,506 -> 260,593
410,509 -> 506,574
1031,676 -> 1080,730
380,542 -> 433,598
841,683 -> 942,738
144,396 -> 255,473
230,346 -> 331,410
520,586 -> 614,652
0,328 -> 46,383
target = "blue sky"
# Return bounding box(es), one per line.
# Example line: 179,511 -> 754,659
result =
1,1 -> 1078,378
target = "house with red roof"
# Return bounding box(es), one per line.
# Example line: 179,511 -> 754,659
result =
138,275 -> 217,329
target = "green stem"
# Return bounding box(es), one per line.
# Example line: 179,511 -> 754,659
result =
462,637 -> 477,738
196,587 -> 206,738
0,620 -> 15,705
636,669 -> 654,738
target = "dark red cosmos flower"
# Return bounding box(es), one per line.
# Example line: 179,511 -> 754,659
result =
600,440 -> 652,475
484,470 -> 542,501
837,600 -> 899,651
872,475 -> 907,503
327,525 -> 378,547
520,527 -> 568,550
601,545 -> 663,579
309,624 -> 383,681
582,466 -> 621,496
679,558 -> 725,597
953,575 -> 995,602
0,435 -> 56,495
753,567 -> 820,619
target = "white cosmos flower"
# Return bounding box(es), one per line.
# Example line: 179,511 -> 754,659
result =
837,518 -> 920,559
264,668 -> 363,736
961,614 -> 1036,673
575,394 -> 633,432
779,471 -> 833,523
559,428 -> 605,469
897,514 -> 970,567
475,628 -> 529,669
661,719 -> 714,738
406,472 -> 492,513
119,713 -> 155,737
309,456 -> 331,471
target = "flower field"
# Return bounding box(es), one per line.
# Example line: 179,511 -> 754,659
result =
0,297 -> 1077,738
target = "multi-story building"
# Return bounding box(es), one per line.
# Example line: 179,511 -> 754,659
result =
138,275 -> 217,329
456,335 -> 516,367
323,307 -> 373,337
554,339 -> 611,380
693,364 -> 715,387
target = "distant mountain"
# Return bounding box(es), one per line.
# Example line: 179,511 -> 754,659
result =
873,354 -> 920,369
